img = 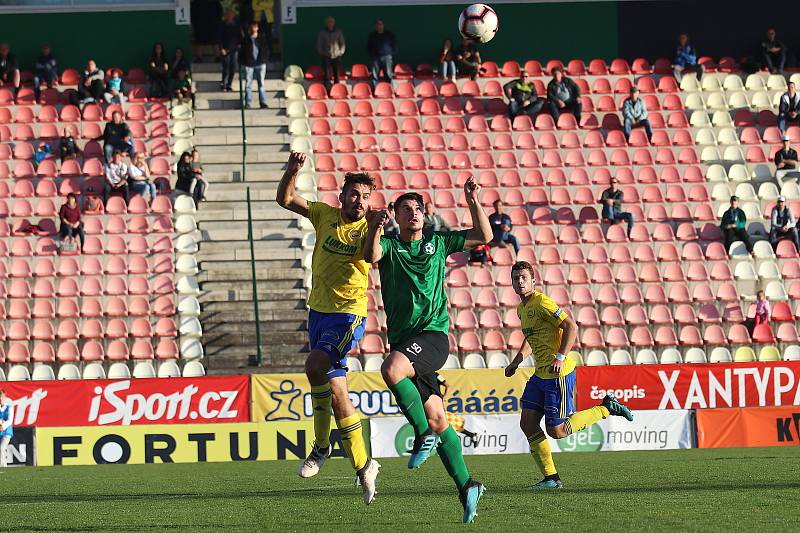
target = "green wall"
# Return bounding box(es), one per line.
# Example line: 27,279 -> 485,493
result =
1,10 -> 191,71
282,2 -> 618,70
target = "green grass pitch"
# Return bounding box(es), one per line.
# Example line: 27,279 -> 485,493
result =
1,448 -> 799,531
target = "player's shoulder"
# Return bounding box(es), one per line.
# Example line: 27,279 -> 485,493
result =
532,290 -> 558,310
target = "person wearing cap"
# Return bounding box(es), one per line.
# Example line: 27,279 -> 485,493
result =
775,135 -> 798,170
720,196 -> 753,254
778,82 -> 800,133
599,177 -> 634,238
769,195 -> 800,251
621,86 -> 652,142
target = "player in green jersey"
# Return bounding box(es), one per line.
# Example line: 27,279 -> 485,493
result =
363,176 -> 493,524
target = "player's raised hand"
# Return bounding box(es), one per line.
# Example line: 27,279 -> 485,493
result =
368,208 -> 389,230
504,363 -> 518,377
286,151 -> 307,174
464,175 -> 480,203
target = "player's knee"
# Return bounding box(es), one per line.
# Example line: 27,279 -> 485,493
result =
304,351 -> 330,383
546,424 -> 568,439
428,412 -> 448,433
380,359 -> 403,385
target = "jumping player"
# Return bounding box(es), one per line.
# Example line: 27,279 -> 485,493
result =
363,176 -> 493,523
276,151 -> 380,504
504,261 -> 634,489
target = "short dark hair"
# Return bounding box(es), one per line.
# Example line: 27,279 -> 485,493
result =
551,65 -> 564,75
395,192 -> 424,211
342,172 -> 375,193
67,193 -> 76,200
511,261 -> 535,278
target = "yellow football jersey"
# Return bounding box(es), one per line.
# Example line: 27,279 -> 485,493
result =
307,202 -> 370,316
516,291 -> 574,379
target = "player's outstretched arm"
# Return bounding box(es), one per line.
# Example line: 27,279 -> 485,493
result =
276,151 -> 310,218
462,176 -> 493,248
505,338 -> 532,377
551,315 -> 578,374
363,209 -> 388,263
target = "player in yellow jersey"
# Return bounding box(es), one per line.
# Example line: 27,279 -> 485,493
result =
276,151 -> 380,504
504,261 -> 633,489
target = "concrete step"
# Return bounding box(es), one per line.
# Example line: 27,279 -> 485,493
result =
200,183 -> 280,201
199,263 -> 304,281
201,227 -> 297,241
193,127 -> 287,145
194,110 -> 286,128
201,163 -> 285,183
200,98 -> 285,111
200,279 -> 304,295
196,146 -> 288,164
200,287 -> 307,303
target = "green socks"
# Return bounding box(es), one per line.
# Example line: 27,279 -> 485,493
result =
438,426 -> 470,490
389,378 -> 430,436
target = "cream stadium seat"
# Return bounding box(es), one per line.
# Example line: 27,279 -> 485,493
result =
182,360 -> 206,377
108,362 -> 132,379
157,360 -> 181,378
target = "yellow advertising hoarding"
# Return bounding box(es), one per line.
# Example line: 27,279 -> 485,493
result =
36,421 -> 315,466
251,368 -> 535,422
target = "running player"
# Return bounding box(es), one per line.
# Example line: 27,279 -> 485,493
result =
504,261 -> 633,489
362,177 -> 492,523
276,151 -> 380,504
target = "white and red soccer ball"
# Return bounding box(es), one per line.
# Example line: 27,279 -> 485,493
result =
458,4 -> 499,44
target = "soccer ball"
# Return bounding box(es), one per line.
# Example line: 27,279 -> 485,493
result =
458,4 -> 499,44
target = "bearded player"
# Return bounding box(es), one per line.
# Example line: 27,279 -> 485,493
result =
276,151 -> 380,504
363,177 -> 492,523
505,261 -> 634,489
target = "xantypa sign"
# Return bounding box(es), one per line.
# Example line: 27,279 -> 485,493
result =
35,422 -> 335,466
577,362 -> 800,411
2,376 -> 250,427
697,407 -> 800,448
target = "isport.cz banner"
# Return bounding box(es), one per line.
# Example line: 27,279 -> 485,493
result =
251,368 -> 535,422
2,376 -> 251,427
369,410 -> 693,458
576,361 -> 800,411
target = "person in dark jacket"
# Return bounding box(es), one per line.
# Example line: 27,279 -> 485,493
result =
217,8 -> 241,91
599,178 -> 634,237
673,34 -> 704,83
59,125 -> 81,163
367,19 -> 397,85
239,21 -> 269,108
621,87 -> 652,142
33,44 -> 57,102
317,16 -> 346,91
175,151 -> 206,205
769,196 -> 800,251
455,38 -> 483,80
148,43 -> 170,98
0,43 -> 20,94
100,111 -> 134,162
720,196 -> 753,253
775,136 -> 799,170
73,59 -> 104,105
59,193 -> 85,252
546,66 -> 581,122
778,82 -> 800,133
762,28 -> 786,74
503,71 -> 544,119
488,200 -> 519,253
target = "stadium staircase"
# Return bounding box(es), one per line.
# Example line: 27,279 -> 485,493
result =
191,62 -> 309,373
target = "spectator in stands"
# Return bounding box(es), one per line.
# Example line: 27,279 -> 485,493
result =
58,193 -> 85,252
423,202 -> 451,236
59,125 -> 81,163
105,150 -> 130,203
775,135 -> 799,178
33,44 -> 57,102
599,178 -> 635,238
673,33 -> 704,83
438,39 -> 457,82
367,19 -> 398,86
101,111 -> 134,162
754,290 -> 771,326
173,69 -> 196,109
455,38 -> 483,80
778,82 -> 800,133
769,195 -> 800,251
239,21 -> 269,109
762,28 -> 786,74
469,243 -> 491,266
74,59 -> 104,105
0,43 -> 20,94
170,47 -> 191,78
148,43 -> 170,98
317,16 -> 346,91
191,149 -> 207,201
104,69 -> 126,104
547,66 -> 581,122
720,196 -> 753,253
33,142 -> 51,170
489,199 -> 520,253
383,201 -> 400,237
217,8 -> 241,92
503,71 -> 545,119
128,152 -> 157,202
0,390 -> 12,468
175,151 -> 206,205
622,87 -> 652,142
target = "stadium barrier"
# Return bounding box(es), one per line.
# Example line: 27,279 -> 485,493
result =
575,361 -> 800,411
369,410 -> 693,458
697,407 -> 800,449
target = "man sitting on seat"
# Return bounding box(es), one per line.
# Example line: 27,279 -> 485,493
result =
423,202 -> 451,237
101,111 -> 134,162
503,71 -> 545,119
720,196 -> 753,254
673,33 -> 704,83
489,199 -> 519,253
621,87 -> 652,142
598,178 -> 634,238
769,196 -> 800,251
546,66 -> 581,122
775,135 -> 799,181
778,82 -> 800,133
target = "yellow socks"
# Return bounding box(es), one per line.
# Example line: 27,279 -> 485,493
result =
336,413 -> 369,471
564,406 -> 610,435
527,430 -> 557,477
311,383 -> 332,449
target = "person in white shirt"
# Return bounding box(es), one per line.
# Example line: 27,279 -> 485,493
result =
128,152 -> 157,202
105,150 -> 130,203
0,390 -> 14,467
